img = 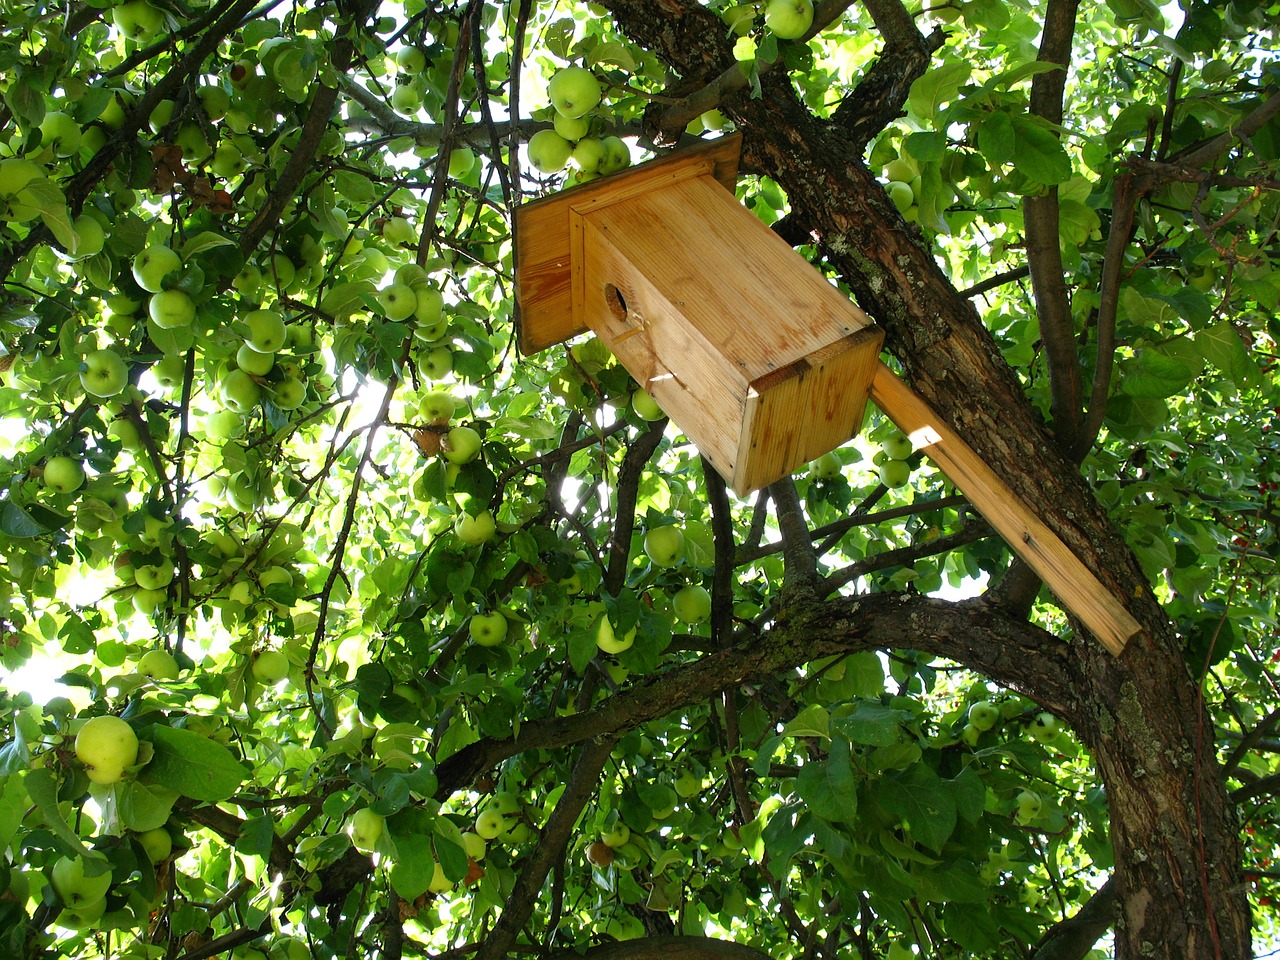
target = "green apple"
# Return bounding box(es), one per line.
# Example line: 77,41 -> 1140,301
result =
469,611 -> 508,646
878,459 -> 910,488
959,723 -> 982,747
419,346 -> 452,380
222,369 -> 262,412
884,156 -> 917,183
600,823 -> 630,848
427,860 -> 453,894
548,67 -> 602,119
79,348 -> 129,398
527,129 -> 573,173
0,158 -> 43,196
59,894 -> 107,930
132,586 -> 167,616
419,390 -> 456,424
347,807 -> 385,853
39,112 -> 82,157
474,808 -> 509,840
149,289 -> 196,328
885,180 -> 914,214
414,286 -> 444,324
882,430 -> 913,460
1014,789 -> 1042,824
43,456 -> 85,494
211,141 -> 246,179
631,388 -> 664,421
553,112 -> 590,141
455,510 -> 496,546
251,649 -> 290,684
51,854 -> 113,906
967,700 -> 1000,732
598,136 -> 630,175
382,216 -> 415,245
462,831 -> 487,861
244,309 -> 287,353
674,770 -> 702,798
443,426 -> 482,464
270,936 -> 311,960
132,244 -> 181,292
112,0 -> 165,41
74,714 -> 139,784
272,377 -> 307,411
595,616 -> 635,654
137,826 -> 173,862
1030,711 -> 1061,743
809,451 -> 842,480
377,282 -> 418,321
138,648 -> 180,680
448,147 -> 476,178
643,526 -> 685,567
572,137 -> 607,173
199,83 -> 231,120
236,342 -> 275,376
390,83 -> 423,114
133,562 -> 173,591
396,46 -> 426,72
764,0 -> 814,38
69,214 -> 106,259
672,584 -> 711,624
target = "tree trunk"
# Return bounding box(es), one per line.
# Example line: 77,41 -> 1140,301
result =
605,3 -> 1252,956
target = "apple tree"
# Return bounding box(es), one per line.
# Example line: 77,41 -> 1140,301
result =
0,0 -> 1278,959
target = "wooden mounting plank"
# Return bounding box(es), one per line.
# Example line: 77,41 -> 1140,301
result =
869,362 -> 1141,655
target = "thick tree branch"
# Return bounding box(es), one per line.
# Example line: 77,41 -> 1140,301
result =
552,937 -> 774,960
829,0 -> 943,147
434,592 -> 1078,795
1024,0 -> 1082,450
473,735 -> 617,960
1028,878 -> 1118,960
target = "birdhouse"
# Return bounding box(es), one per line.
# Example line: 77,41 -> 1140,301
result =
514,134 -> 1141,655
514,133 -> 884,496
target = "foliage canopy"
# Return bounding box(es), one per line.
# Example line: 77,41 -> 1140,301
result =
0,0 -> 1278,958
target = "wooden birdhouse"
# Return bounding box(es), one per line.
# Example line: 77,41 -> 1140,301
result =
514,134 -> 1141,655
514,133 -> 884,496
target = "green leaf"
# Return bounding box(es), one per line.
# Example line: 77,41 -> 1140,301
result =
389,832 -> 436,900
949,766 -> 987,823
1010,115 -> 1072,184
0,501 -> 69,538
836,699 -> 912,747
23,768 -> 92,858
320,280 -> 377,319
434,817 -> 469,882
976,111 -> 1016,166
795,735 -> 857,822
879,764 -> 956,853
235,815 -> 276,859
909,61 -> 971,119
143,725 -> 246,801
1197,320 -> 1260,387
0,773 -> 29,851
180,231 -> 236,258
1121,348 -> 1199,398
119,780 -> 179,832
782,703 -> 830,739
